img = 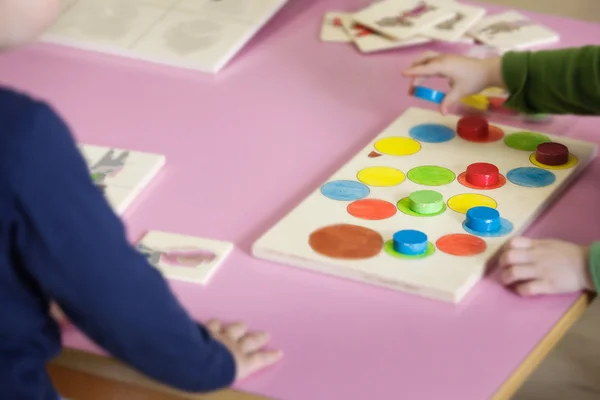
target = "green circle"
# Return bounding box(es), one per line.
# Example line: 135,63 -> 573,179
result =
384,240 -> 436,259
407,166 -> 456,186
504,132 -> 551,151
397,197 -> 447,217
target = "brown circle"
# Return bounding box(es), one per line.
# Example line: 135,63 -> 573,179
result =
309,224 -> 384,259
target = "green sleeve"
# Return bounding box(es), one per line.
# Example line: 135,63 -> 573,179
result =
589,242 -> 600,292
502,46 -> 600,115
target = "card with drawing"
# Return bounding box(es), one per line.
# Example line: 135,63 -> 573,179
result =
339,14 -> 431,53
467,11 -> 559,52
353,0 -> 456,40
421,1 -> 486,42
137,231 -> 234,285
320,12 -> 352,42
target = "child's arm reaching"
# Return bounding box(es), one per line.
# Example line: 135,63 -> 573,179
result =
1,91 -> 281,392
402,46 -> 600,115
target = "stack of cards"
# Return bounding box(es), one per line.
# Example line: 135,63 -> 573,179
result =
320,1 -> 559,54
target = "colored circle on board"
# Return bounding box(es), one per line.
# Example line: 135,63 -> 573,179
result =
463,218 -> 513,237
447,193 -> 497,214
384,240 -> 435,259
374,137 -> 421,156
347,199 -> 397,220
321,180 -> 370,201
407,165 -> 456,186
504,132 -> 551,151
357,166 -> 405,187
506,167 -> 556,188
436,234 -> 487,256
409,124 -> 456,143
529,152 -> 579,170
309,224 -> 383,259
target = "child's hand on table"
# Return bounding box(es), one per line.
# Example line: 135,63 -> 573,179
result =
402,52 -> 504,114
498,238 -> 594,296
206,320 -> 283,381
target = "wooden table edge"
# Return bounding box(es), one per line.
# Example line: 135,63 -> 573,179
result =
49,293 -> 594,400
490,292 -> 594,400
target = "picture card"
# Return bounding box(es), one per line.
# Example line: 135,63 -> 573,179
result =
422,1 -> 486,42
468,11 -> 559,52
353,0 -> 456,40
339,15 -> 431,53
137,231 -> 234,285
320,12 -> 352,42
79,144 -> 165,215
42,0 -> 289,74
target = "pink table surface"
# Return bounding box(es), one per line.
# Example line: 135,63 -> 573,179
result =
2,1 -> 600,399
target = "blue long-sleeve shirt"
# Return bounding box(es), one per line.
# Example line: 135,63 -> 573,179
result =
0,88 -> 236,399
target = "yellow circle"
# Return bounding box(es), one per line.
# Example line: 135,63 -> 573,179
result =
447,193 -> 497,214
357,166 -> 405,187
374,137 -> 421,156
529,153 -> 579,170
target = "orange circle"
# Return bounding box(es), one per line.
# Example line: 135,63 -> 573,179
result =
347,199 -> 397,220
459,125 -> 504,143
436,234 -> 487,256
457,172 -> 507,190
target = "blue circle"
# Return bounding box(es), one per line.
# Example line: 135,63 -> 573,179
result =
413,86 -> 446,104
320,180 -> 370,201
465,206 -> 501,232
409,124 -> 455,143
463,218 -> 513,237
393,229 -> 428,255
506,167 -> 556,188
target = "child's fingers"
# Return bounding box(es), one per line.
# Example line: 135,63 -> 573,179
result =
245,349 -> 283,373
508,237 -> 534,249
409,50 -> 441,67
513,280 -> 550,297
498,248 -> 535,268
239,331 -> 271,353
205,319 -> 222,333
224,322 -> 248,341
402,61 -> 443,77
500,265 -> 539,285
440,88 -> 463,115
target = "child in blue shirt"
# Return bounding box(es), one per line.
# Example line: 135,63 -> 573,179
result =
0,1 -> 282,399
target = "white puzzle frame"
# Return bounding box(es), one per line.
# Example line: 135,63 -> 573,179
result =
252,107 -> 598,303
44,0 -> 289,74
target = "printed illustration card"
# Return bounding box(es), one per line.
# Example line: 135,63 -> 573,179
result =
353,0 -> 456,40
44,0 -> 289,74
467,11 -> 559,52
339,14 -> 431,53
421,1 -> 486,42
320,12 -> 352,42
137,231 -> 234,285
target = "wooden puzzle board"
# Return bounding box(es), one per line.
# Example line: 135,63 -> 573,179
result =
44,0 -> 288,74
79,144 -> 165,214
252,107 -> 598,303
